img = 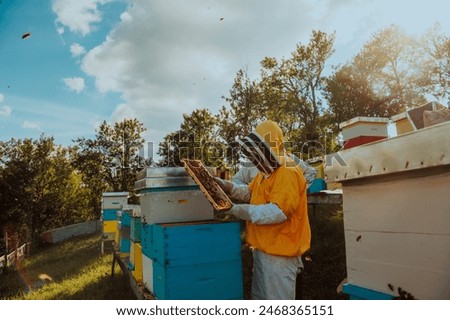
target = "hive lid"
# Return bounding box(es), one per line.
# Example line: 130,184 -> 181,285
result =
102,192 -> 129,198
181,159 -> 233,212
325,120 -> 450,182
339,116 -> 389,129
136,167 -> 190,180
134,176 -> 197,190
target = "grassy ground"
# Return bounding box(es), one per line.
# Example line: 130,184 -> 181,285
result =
1,204 -> 346,300
0,234 -> 135,300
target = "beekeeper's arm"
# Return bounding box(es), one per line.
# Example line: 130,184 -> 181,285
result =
215,177 -> 251,203
216,177 -> 288,224
231,166 -> 259,185
224,203 -> 287,225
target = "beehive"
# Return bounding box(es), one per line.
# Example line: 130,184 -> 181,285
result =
102,192 -> 129,209
326,121 -> 450,299
339,116 -> 389,149
136,167 -> 214,224
150,221 -> 243,300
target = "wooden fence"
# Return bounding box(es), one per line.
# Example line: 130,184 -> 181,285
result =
0,242 -> 31,274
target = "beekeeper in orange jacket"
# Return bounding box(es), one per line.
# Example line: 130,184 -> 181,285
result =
216,120 -> 311,300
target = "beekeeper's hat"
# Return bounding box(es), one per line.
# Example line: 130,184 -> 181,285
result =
238,120 -> 284,175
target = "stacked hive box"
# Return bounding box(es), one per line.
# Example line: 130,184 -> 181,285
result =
135,167 -> 244,300
339,116 -> 389,149
127,205 -> 143,283
117,204 -> 139,254
101,192 -> 129,254
326,121 -> 450,299
391,101 -> 445,135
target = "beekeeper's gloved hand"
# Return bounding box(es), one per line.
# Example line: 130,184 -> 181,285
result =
225,203 -> 287,225
215,177 -> 251,203
215,177 -> 234,193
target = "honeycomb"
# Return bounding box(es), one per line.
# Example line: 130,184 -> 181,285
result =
181,159 -> 233,212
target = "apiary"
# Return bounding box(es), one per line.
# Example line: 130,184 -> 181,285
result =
326,120 -> 450,299
136,167 -> 214,224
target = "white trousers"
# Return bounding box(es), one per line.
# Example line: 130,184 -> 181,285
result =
251,249 -> 303,300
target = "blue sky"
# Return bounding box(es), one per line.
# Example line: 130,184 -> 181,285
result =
1,0 -> 449,150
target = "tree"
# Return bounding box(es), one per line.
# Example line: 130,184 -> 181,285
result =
219,69 -> 264,169
0,136 -> 91,246
259,30 -> 336,153
325,64 -> 386,130
217,31 -> 336,162
417,24 -> 450,101
158,109 -> 225,167
72,118 -> 146,211
351,25 -> 426,114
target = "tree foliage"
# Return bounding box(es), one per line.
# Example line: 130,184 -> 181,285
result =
158,109 -> 225,167
72,118 -> 146,209
326,25 -> 430,133
0,136 -> 90,246
217,30 -> 336,161
417,24 -> 450,101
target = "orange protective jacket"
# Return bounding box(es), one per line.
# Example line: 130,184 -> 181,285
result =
247,164 -> 311,257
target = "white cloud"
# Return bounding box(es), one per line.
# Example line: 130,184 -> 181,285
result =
70,43 -> 86,57
0,93 -> 4,103
80,1 -> 318,144
0,105 -> 12,117
112,103 -> 137,122
22,121 -> 41,130
63,77 -> 86,93
52,0 -> 113,36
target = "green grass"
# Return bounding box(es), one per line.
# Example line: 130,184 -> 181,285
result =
0,234 -> 135,300
1,205 -> 346,300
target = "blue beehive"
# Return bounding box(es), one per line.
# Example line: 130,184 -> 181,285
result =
119,225 -> 131,253
130,217 -> 142,242
120,211 -> 131,227
117,211 -> 132,253
141,223 -> 153,257
150,221 -> 243,300
102,209 -> 118,221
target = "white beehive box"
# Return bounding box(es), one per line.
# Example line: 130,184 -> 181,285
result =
325,121 -> 450,299
139,189 -> 213,224
135,167 -> 214,224
339,116 -> 389,141
102,192 -> 129,210
142,253 -> 154,293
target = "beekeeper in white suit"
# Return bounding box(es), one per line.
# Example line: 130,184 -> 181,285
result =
216,120 -> 311,300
